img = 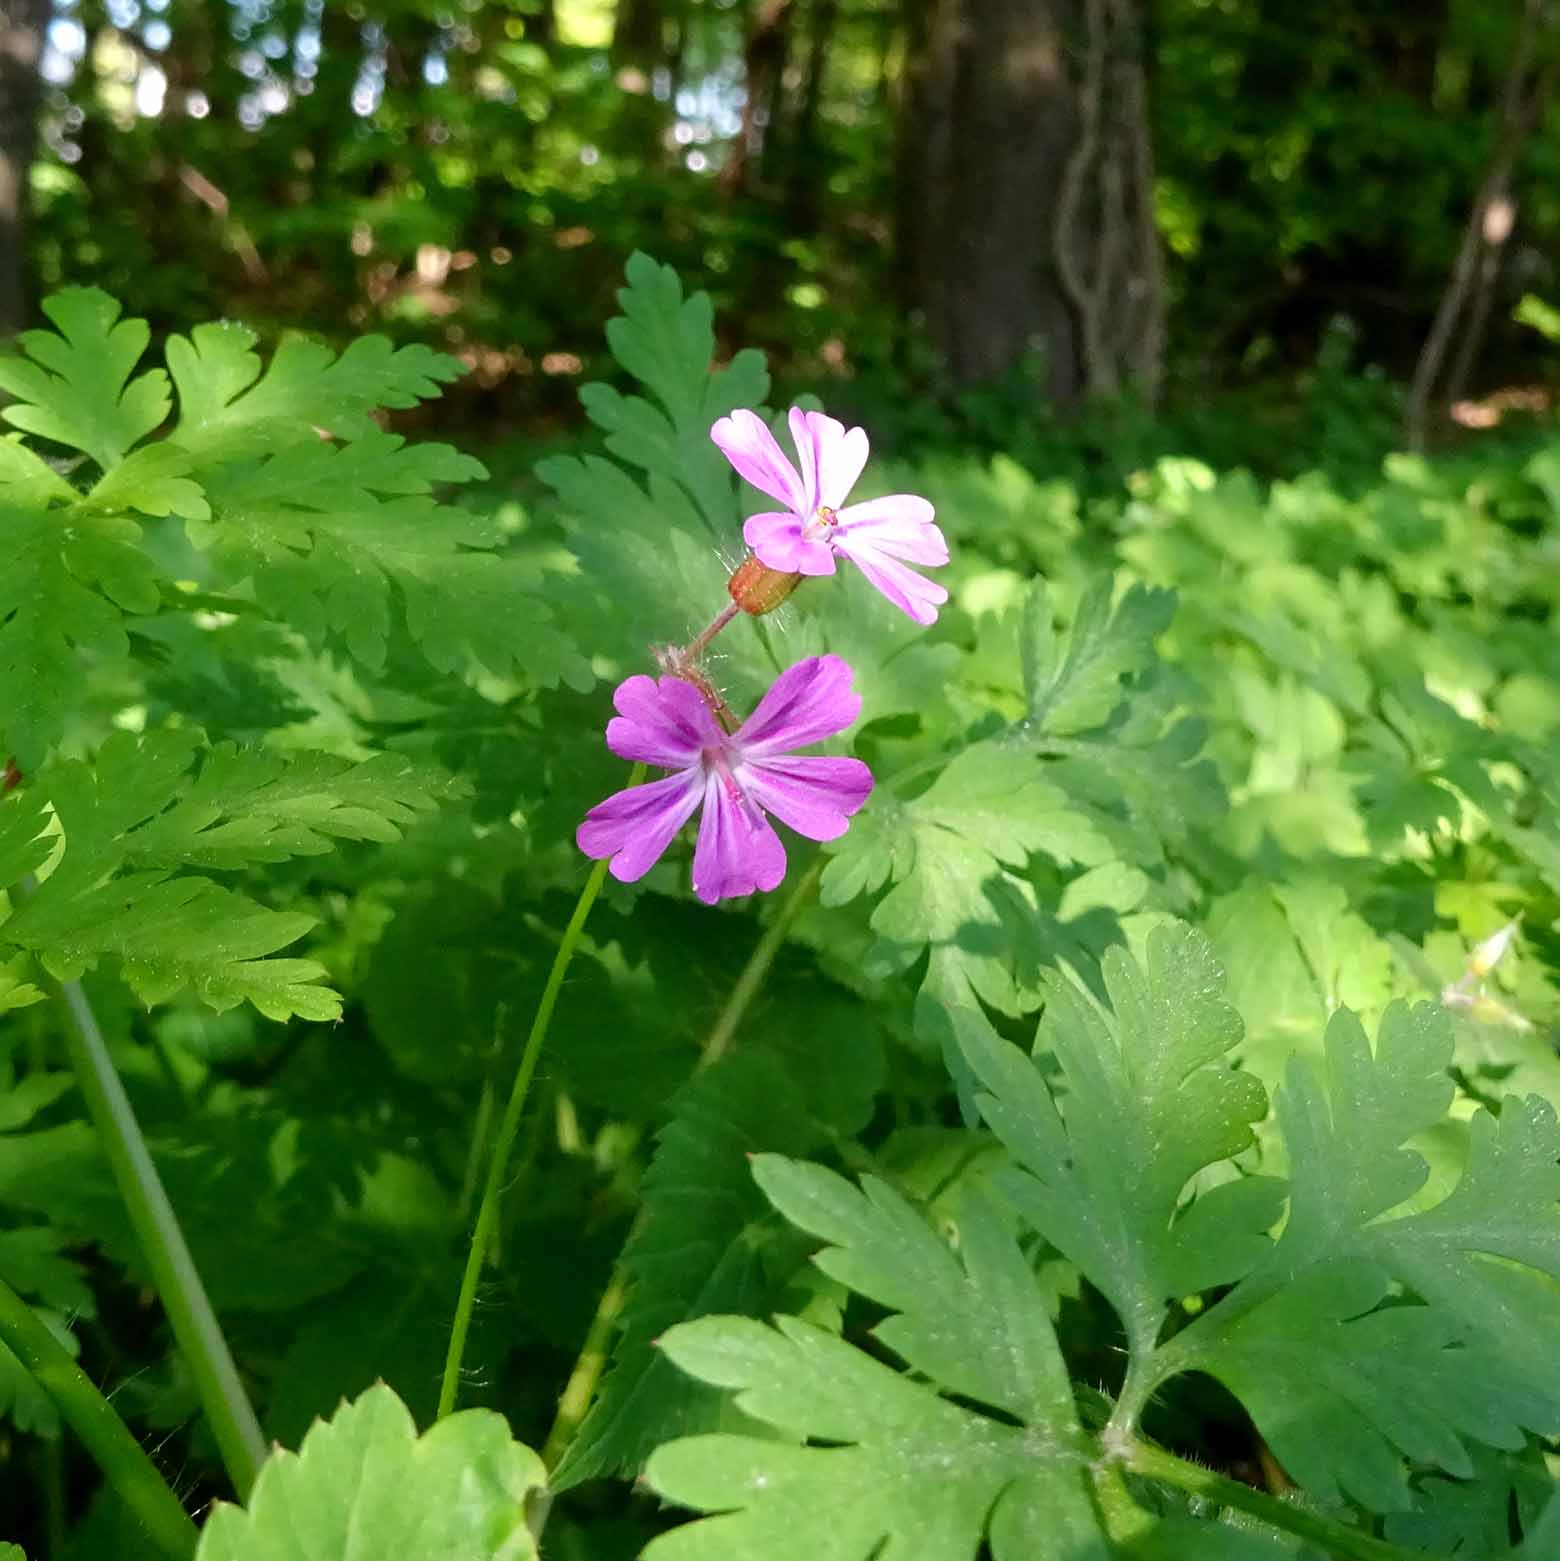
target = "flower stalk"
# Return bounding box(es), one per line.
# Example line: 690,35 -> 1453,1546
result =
0,1270 -> 199,1560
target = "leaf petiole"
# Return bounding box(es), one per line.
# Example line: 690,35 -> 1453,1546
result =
0,1272 -> 198,1560
1122,1439 -> 1425,1561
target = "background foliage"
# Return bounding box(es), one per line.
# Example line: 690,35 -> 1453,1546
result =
2,0 -> 1560,1557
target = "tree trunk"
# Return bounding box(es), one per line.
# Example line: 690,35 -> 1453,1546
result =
785,0 -> 839,231
898,0 -> 1164,406
611,0 -> 670,158
0,0 -> 48,337
1405,0 -> 1555,450
720,0 -> 794,197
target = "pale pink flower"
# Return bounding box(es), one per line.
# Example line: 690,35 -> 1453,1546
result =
577,655 -> 873,904
711,407 -> 950,625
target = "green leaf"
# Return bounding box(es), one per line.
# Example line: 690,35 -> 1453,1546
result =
1384,1443 -> 1554,1555
195,1384 -> 544,1561
2,731 -> 458,1019
1023,576 -> 1175,737
0,434 -> 78,506
169,323 -> 469,456
587,252 -> 770,543
187,433 -> 585,688
642,1168 -> 1110,1561
0,504 -> 163,764
1015,577 -> 1223,865
822,744 -> 1112,1017
1164,1003 -> 1560,1513
551,1047 -> 846,1491
77,441 -> 210,520
963,922 -> 1273,1348
0,289 -> 169,471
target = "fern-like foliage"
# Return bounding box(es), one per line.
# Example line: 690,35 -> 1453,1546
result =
0,286 -> 587,766
0,725 -> 458,1020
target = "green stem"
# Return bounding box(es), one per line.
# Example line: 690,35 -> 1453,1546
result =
52,973 -> 267,1499
1123,1440 -> 1423,1561
0,1274 -> 198,1560
438,773 -> 644,1421
700,853 -> 823,1067
539,1263 -> 628,1470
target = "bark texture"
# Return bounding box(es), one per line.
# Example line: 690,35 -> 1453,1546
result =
0,0 -> 48,336
899,0 -> 1163,406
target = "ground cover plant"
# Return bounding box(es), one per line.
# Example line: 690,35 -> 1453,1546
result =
3,254 -> 1560,1559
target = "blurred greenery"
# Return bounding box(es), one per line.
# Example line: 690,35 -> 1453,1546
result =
19,0 -> 1560,447
3,1 -> 1560,1556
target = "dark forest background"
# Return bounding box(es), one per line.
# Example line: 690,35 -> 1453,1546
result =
1,0 -> 1557,467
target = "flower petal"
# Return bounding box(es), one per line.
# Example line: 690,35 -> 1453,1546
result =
606,674 -> 723,768
712,409 -> 807,513
837,540 -> 950,625
691,771 -> 787,903
738,755 -> 873,841
735,654 -> 862,757
788,408 -> 869,512
744,511 -> 837,576
577,769 -> 704,883
833,494 -> 950,566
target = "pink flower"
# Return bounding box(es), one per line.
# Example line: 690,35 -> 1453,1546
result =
711,407 -> 950,625
577,655 -> 874,904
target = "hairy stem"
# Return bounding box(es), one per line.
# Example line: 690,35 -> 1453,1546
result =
0,1273 -> 199,1560
1123,1440 -> 1422,1561
438,767 -> 646,1421
51,971 -> 267,1498
684,601 -> 741,661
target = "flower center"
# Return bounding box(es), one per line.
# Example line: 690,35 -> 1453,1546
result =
703,744 -> 763,828
802,504 -> 840,541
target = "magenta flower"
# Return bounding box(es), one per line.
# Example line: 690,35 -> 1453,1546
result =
711,407 -> 950,625
577,655 -> 873,904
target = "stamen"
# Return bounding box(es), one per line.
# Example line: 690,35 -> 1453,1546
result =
802,504 -> 840,543
703,745 -> 763,829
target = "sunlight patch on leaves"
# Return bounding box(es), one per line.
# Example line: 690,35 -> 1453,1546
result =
0,289 -> 169,471
643,1165 -> 1110,1561
195,1384 -> 544,1561
963,922 -> 1273,1350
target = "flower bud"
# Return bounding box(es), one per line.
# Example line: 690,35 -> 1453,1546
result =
727,553 -> 802,616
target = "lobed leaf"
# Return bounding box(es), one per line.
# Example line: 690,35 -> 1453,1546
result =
644,1169 -> 1110,1561
195,1384 -> 544,1561
0,289 -> 169,471
963,922 -> 1274,1349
